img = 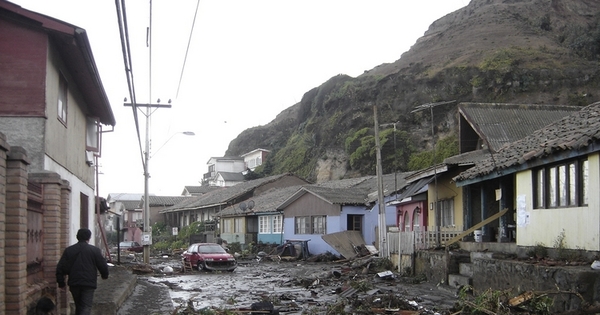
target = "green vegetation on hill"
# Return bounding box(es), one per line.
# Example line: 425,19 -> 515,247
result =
226,0 -> 600,182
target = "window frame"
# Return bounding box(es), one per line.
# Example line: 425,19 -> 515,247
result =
259,216 -> 270,234
234,217 -> 243,233
272,215 -> 282,234
437,198 -> 455,227
58,72 -> 68,125
532,158 -> 588,209
294,215 -> 326,235
347,214 -> 363,232
223,218 -> 233,233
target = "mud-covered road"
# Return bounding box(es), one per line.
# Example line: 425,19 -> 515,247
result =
117,253 -> 460,314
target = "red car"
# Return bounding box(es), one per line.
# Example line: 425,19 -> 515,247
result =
182,243 -> 237,272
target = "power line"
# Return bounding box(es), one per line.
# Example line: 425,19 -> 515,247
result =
176,0 -> 201,98
115,0 -> 145,170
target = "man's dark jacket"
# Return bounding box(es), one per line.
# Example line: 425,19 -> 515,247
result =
56,241 -> 109,288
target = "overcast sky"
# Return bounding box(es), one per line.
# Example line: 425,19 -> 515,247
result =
13,0 -> 469,197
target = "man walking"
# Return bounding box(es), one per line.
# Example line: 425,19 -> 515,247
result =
56,228 -> 109,315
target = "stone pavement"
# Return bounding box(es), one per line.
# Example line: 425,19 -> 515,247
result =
91,264 -> 137,315
116,275 -> 174,314
91,263 -> 174,315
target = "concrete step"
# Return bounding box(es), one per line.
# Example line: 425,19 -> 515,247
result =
448,273 -> 472,289
471,251 -> 494,260
459,262 -> 473,277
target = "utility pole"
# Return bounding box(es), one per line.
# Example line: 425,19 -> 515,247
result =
373,103 -> 387,258
125,101 -> 171,264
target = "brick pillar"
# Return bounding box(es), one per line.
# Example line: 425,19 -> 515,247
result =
29,173 -> 63,285
5,146 -> 30,315
0,133 -> 9,315
58,179 -> 71,314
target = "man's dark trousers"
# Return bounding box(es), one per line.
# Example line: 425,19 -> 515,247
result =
70,286 -> 95,315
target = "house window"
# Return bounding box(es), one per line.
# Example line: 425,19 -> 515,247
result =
437,198 -> 454,227
223,218 -> 233,233
273,215 -> 282,233
294,215 -> 326,234
234,218 -> 243,233
86,117 -> 100,152
412,211 -> 420,231
132,211 -> 142,221
295,216 -> 310,234
58,72 -> 68,124
533,158 -> 588,209
312,216 -> 326,234
347,215 -> 362,232
259,216 -> 270,233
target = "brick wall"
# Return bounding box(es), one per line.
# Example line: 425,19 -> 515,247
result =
0,132 -> 73,315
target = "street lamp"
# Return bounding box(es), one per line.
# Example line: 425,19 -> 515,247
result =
142,130 -> 195,263
151,131 -> 196,158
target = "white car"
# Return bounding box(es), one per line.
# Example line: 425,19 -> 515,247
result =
114,241 -> 143,253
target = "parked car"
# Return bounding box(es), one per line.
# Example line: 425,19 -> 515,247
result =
116,241 -> 143,253
182,243 -> 237,271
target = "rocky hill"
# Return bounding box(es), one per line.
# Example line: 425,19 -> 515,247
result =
225,0 -> 600,183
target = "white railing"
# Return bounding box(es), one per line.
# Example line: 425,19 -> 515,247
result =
388,226 -> 464,256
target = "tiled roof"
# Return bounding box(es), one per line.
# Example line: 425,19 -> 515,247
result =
218,185 -> 303,216
302,185 -> 371,205
459,103 -> 581,152
143,196 -> 192,207
455,102 -> 600,182
276,173 -> 412,209
160,173 -> 308,213
107,193 -> 145,202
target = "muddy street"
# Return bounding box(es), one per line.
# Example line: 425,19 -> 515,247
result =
117,253 -> 460,314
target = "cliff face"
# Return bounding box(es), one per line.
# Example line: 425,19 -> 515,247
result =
226,0 -> 600,182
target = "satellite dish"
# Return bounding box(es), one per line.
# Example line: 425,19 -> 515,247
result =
239,202 -> 247,211
248,200 -> 255,210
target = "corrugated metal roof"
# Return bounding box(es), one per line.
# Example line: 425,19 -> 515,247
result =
122,200 -> 141,210
455,102 -> 600,182
459,103 -> 581,152
182,186 -> 219,195
218,172 -> 245,181
396,176 -> 435,200
443,149 -> 491,166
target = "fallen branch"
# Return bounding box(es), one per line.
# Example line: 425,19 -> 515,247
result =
463,301 -> 497,315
